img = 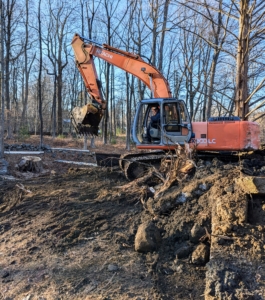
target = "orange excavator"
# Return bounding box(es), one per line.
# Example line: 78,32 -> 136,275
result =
70,33 -> 261,179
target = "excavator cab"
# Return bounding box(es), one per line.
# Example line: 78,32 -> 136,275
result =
132,99 -> 193,149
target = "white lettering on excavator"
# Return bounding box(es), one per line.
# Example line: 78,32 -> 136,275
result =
96,49 -> 113,59
196,138 -> 216,144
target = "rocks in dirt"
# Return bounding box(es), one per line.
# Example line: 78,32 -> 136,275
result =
176,192 -> 191,204
236,176 -> 265,195
0,270 -> 10,278
174,242 -> 193,259
21,295 -> 32,300
135,221 -> 161,253
146,178 -> 212,216
174,264 -> 184,274
224,184 -> 234,193
191,243 -> 210,265
108,264 -> 119,272
190,223 -> 206,244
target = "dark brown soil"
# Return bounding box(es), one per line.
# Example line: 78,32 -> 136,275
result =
0,136 -> 265,300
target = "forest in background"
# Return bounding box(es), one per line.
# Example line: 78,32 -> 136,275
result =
0,0 -> 265,150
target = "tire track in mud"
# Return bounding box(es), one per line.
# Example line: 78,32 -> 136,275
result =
0,168 -> 157,299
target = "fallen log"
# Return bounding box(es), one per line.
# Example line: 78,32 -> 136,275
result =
51,148 -> 94,154
5,151 -> 44,155
54,160 -> 97,167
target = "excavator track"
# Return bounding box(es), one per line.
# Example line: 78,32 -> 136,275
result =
123,153 -> 165,181
119,151 -> 165,171
120,151 -> 180,181
96,145 -> 265,181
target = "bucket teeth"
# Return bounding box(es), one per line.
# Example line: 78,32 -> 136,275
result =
76,125 -> 99,136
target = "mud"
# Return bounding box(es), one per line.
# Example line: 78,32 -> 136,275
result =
0,137 -> 265,300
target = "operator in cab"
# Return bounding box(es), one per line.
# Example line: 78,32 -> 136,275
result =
146,106 -> 160,142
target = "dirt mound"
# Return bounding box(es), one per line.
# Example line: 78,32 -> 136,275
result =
0,137 -> 265,299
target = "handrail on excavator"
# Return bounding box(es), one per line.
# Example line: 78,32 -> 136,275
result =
78,35 -> 103,47
74,33 -> 140,60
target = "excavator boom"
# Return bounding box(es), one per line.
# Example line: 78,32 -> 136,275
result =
72,34 -> 172,99
70,33 -> 172,135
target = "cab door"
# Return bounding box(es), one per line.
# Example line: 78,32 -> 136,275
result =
161,100 -> 193,145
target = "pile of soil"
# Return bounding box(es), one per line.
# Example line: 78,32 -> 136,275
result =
0,136 -> 265,300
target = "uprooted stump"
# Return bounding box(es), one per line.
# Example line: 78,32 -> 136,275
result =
17,156 -> 43,173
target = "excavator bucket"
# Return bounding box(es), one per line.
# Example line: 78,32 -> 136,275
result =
70,104 -> 102,136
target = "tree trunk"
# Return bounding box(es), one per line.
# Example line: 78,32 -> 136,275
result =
206,1 -> 222,119
57,73 -> 63,134
38,0 -> 43,147
4,0 -> 17,139
125,72 -> 131,151
52,76 -> 57,137
21,0 -> 29,127
12,67 -> 18,134
103,62 -> 109,145
103,13 -> 111,145
206,52 -> 219,119
150,0 -> 158,66
109,65 -> 113,141
235,0 -> 250,120
158,0 -> 170,71
0,0 -> 4,158
202,71 -> 208,121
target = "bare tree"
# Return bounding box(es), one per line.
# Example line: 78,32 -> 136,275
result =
45,0 -> 72,135
205,0 -> 230,119
0,0 -> 5,158
234,0 -> 265,119
4,0 -> 24,138
158,0 -> 170,71
99,0 -> 130,144
82,0 -> 102,147
101,0 -> 116,144
21,0 -> 36,129
176,0 -> 265,120
176,21 -> 206,120
127,0 -> 148,101
44,27 -> 58,137
140,0 -> 170,69
37,0 -> 43,147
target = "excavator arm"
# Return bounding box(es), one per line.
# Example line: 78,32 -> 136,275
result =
72,35 -> 106,107
70,33 -> 172,135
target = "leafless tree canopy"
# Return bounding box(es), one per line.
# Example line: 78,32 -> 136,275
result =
0,0 -> 265,152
